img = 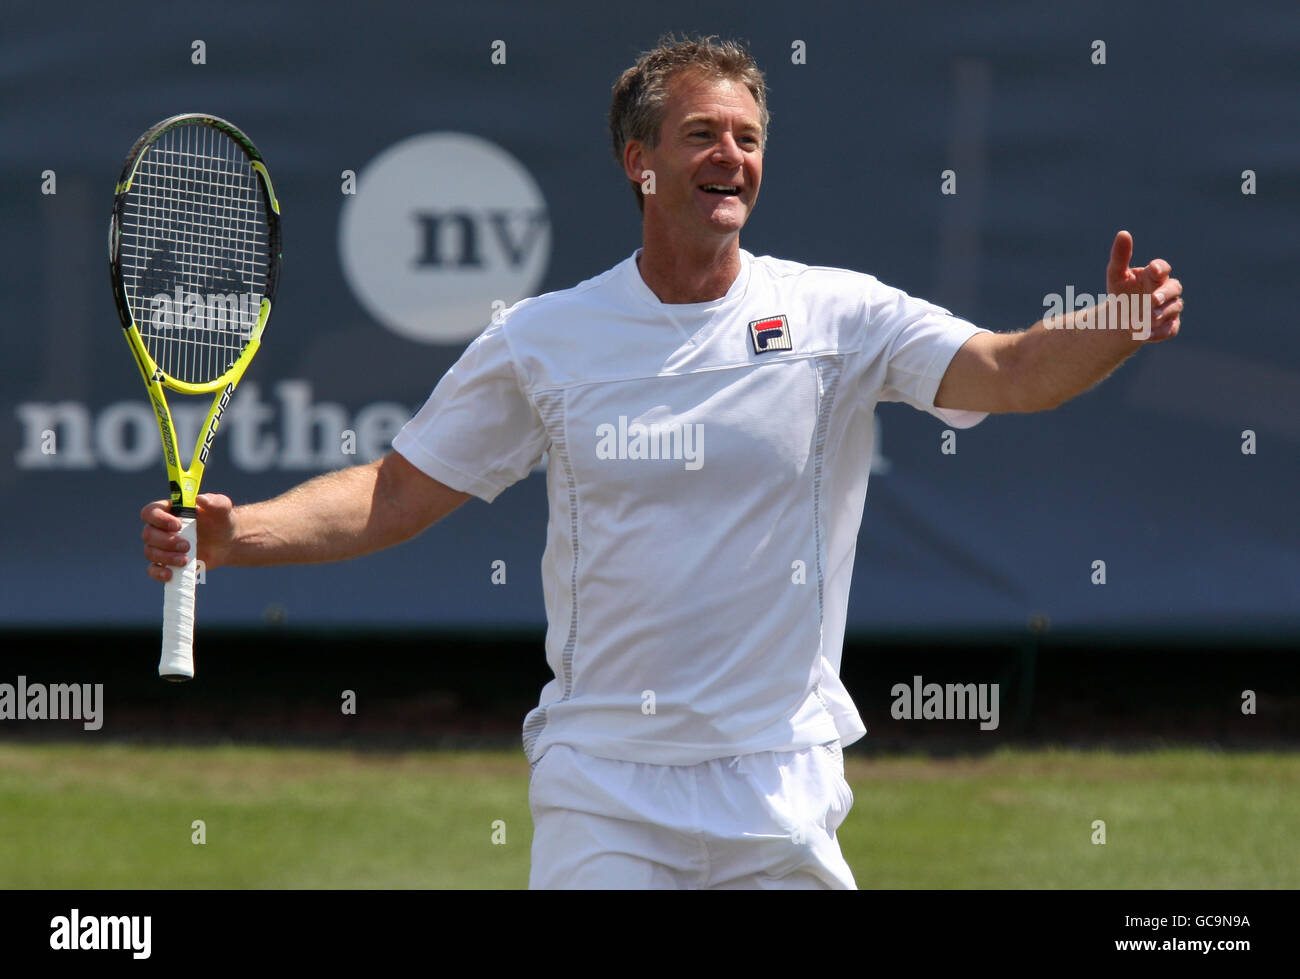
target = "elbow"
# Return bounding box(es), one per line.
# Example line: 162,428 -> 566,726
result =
988,335 -> 1057,413
1005,354 -> 1065,414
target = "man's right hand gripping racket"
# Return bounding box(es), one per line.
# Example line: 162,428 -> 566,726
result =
109,114 -> 281,680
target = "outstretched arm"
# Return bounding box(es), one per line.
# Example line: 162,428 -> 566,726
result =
141,451 -> 470,581
935,230 -> 1184,414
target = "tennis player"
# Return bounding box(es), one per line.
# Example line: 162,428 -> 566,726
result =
140,36 -> 1182,888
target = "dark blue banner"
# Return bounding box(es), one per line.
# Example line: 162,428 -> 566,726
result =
2,1 -> 1297,633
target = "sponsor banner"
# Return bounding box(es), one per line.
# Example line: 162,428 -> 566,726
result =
2,3 -> 1298,632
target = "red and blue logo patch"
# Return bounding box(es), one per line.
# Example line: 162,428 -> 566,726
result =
748,314 -> 792,354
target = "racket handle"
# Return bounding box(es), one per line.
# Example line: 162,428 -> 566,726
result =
159,512 -> 199,681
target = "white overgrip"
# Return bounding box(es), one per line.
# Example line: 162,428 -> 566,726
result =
159,514 -> 198,680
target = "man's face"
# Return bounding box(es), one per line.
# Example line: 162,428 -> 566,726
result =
630,70 -> 764,240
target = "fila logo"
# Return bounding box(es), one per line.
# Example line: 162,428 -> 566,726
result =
749,314 -> 792,354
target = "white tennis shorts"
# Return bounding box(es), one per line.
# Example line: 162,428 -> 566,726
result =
528,741 -> 857,889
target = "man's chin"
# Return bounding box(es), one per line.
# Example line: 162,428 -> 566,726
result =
699,201 -> 749,234
645,200 -> 751,240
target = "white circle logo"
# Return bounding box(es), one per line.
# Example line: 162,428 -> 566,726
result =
339,132 -> 551,344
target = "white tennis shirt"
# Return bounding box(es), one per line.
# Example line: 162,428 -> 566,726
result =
393,248 -> 990,765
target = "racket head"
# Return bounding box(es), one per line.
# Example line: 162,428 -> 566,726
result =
109,113 -> 281,392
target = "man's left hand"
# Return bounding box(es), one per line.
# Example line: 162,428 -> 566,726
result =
1106,230 -> 1183,342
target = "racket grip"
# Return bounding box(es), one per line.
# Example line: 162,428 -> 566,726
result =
159,513 -> 199,681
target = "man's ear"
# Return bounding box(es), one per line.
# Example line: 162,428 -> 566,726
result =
623,139 -> 648,184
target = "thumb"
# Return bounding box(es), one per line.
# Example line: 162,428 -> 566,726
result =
1107,230 -> 1133,284
195,493 -> 233,519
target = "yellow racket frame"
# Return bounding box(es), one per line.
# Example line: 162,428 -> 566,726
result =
121,299 -> 271,513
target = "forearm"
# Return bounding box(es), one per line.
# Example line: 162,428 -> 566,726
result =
935,233 -> 1180,415
226,460 -> 418,567
1011,299 -> 1146,412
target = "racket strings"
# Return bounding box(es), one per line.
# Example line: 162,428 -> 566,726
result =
120,122 -> 270,385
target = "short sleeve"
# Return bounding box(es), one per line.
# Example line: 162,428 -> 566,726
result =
392,322 -> 548,502
875,286 -> 992,429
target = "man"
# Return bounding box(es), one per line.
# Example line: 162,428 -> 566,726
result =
141,36 -> 1182,888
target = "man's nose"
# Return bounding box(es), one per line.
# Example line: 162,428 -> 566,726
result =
712,134 -> 743,165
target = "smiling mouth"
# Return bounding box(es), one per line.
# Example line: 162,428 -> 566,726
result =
700,183 -> 741,196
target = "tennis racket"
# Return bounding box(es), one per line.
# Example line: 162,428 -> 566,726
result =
109,113 -> 281,680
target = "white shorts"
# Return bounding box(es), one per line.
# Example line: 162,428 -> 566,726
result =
528,741 -> 857,889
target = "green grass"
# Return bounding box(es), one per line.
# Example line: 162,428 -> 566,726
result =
1,743 -> 1295,888
842,749 -> 1300,888
0,744 -> 531,888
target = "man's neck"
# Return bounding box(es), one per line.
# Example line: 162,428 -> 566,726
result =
636,229 -> 743,304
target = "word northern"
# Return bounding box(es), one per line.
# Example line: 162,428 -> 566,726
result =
15,380 -> 411,472
146,288 -> 258,334
1042,288 -> 1154,340
595,416 -> 704,471
0,676 -> 103,730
